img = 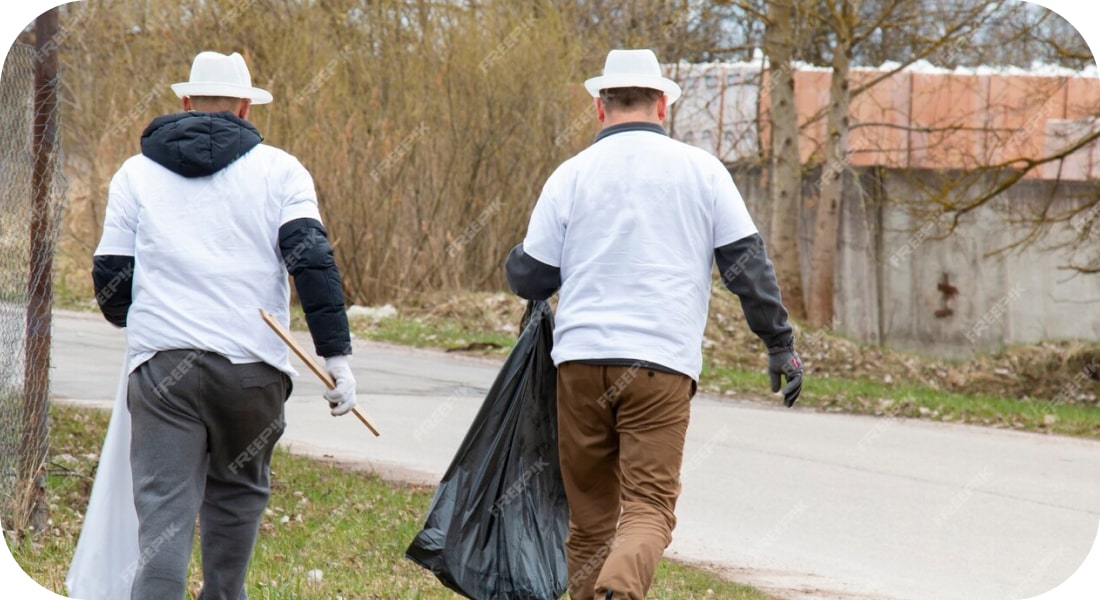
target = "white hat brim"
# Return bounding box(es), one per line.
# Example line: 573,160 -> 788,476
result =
171,81 -> 273,105
584,74 -> 682,105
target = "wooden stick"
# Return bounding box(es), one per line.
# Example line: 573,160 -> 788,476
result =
259,309 -> 381,437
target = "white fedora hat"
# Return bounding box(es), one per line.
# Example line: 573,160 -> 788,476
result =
171,51 -> 273,105
584,49 -> 682,105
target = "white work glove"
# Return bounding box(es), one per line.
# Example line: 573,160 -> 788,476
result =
323,355 -> 357,417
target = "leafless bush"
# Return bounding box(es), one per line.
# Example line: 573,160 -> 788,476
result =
57,0 -> 600,304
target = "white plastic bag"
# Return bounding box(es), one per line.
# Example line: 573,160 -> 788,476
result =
65,355 -> 139,600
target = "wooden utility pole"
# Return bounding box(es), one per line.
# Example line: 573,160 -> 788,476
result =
18,6 -> 60,532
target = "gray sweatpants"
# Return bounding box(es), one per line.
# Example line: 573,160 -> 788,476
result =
127,350 -> 290,600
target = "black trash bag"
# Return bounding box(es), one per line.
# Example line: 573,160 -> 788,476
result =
406,300 -> 568,600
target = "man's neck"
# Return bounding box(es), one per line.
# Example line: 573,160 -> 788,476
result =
593,121 -> 668,144
601,114 -> 661,129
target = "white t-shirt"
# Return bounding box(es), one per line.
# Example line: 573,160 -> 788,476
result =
522,126 -> 758,380
94,144 -> 322,375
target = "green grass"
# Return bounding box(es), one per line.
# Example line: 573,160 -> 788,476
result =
350,309 -> 1100,440
7,405 -> 771,600
289,303 -> 516,355
338,309 -> 1100,440
702,364 -> 1100,438
351,316 -> 516,355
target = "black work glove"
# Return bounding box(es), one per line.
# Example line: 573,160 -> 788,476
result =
767,345 -> 803,407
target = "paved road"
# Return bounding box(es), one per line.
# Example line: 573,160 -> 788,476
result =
51,310 -> 1100,600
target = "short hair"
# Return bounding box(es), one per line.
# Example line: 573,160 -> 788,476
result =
598,87 -> 663,113
188,95 -> 245,112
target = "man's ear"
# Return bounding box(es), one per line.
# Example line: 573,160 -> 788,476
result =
656,95 -> 668,122
595,97 -> 606,124
238,99 -> 252,120
182,96 -> 193,112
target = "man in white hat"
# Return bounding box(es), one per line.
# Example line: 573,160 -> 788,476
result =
505,49 -> 803,600
92,51 -> 359,599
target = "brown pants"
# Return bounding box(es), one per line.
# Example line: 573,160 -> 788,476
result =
557,362 -> 694,600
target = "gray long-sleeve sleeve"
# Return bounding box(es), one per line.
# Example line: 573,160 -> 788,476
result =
504,243 -> 561,301
715,233 -> 794,349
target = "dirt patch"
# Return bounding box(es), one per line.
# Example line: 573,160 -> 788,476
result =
413,290 -> 533,336
710,564 -> 892,600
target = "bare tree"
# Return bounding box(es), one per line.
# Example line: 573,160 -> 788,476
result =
806,0 -> 856,327
763,0 -> 807,319
797,0 -> 1017,326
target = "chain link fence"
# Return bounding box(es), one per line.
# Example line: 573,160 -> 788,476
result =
1,41 -> 68,533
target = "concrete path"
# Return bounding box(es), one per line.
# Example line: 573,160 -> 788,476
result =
51,310 -> 1100,600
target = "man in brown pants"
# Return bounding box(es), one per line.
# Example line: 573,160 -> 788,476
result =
505,49 -> 803,600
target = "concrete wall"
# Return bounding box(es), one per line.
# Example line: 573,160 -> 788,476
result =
731,166 -> 1100,355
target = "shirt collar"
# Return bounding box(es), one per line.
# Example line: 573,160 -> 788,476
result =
593,121 -> 668,144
